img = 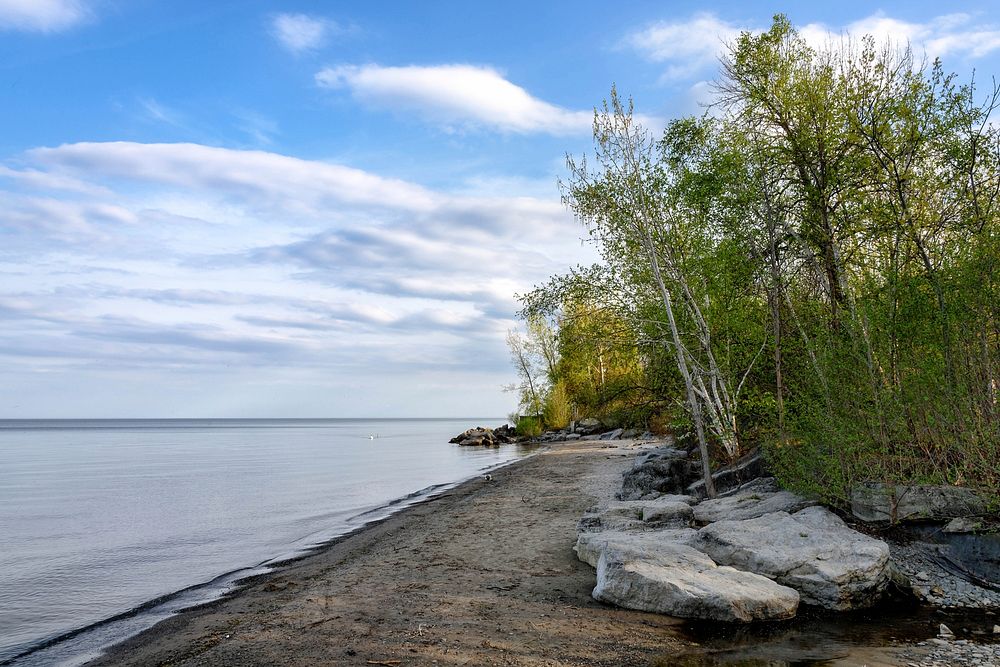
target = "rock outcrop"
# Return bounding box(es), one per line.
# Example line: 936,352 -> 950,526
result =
449,425 -> 517,447
694,506 -> 891,610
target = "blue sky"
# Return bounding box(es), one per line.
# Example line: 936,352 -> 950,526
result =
3,1 -> 1000,418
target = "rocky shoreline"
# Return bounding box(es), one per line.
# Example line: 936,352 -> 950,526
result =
565,436 -> 1000,657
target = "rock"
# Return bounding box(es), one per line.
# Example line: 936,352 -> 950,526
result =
642,499 -> 696,526
600,428 -> 624,440
694,506 -> 891,610
577,497 -> 695,534
592,539 -> 800,622
620,428 -> 641,439
939,623 -> 955,639
575,418 -> 602,435
692,488 -> 815,524
943,517 -> 983,533
564,433 -> 581,441
451,426 -> 504,446
575,528 -> 698,567
686,450 -> 767,498
618,447 -> 694,500
993,624 -> 999,634
850,483 -> 988,524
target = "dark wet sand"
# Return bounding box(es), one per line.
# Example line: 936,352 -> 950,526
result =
87,440 -> 691,666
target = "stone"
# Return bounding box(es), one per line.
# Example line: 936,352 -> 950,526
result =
642,499 -> 696,527
564,433 -> 581,441
618,447 -> 694,500
577,497 -> 696,534
575,528 -> 698,567
943,517 -> 984,533
686,451 -> 767,498
993,624 -> 1000,634
592,540 -> 800,622
939,623 -> 955,638
692,488 -> 815,524
599,428 -> 624,440
850,483 -> 987,524
694,506 -> 891,610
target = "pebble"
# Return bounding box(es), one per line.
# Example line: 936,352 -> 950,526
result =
890,540 -> 1000,611
898,637 -> 1000,666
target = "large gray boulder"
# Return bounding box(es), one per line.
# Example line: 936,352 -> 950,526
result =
694,506 -> 891,610
851,483 -> 988,524
693,488 -> 815,524
593,540 -> 800,622
575,528 -> 698,567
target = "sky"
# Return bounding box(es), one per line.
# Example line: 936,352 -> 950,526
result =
3,1 -> 1000,418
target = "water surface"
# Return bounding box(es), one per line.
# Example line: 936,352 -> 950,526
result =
0,418 -> 529,665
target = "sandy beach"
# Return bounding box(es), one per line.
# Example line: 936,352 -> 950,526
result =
87,440 -> 693,666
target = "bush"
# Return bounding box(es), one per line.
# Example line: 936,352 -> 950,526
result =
543,381 -> 572,430
515,416 -> 543,437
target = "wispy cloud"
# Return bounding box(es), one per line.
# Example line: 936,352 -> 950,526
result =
624,11 -> 1000,84
801,12 -> 1000,60
1,141 -> 594,399
271,13 -> 340,53
623,12 -> 746,81
316,63 -> 596,135
0,0 -> 88,32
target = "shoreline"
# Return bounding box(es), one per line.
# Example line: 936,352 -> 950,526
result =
6,451 -> 534,667
58,438 -> 964,666
83,439 -> 695,666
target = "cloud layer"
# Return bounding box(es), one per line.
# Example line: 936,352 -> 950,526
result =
0,141 -> 594,415
625,11 -> 1000,83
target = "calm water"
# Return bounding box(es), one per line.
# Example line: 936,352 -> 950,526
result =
0,418 -> 531,665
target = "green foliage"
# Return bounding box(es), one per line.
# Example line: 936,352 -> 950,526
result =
515,416 -> 543,438
542,380 -> 572,430
511,13 -> 1000,507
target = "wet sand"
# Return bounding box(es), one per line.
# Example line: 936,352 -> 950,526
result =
87,440 -> 690,666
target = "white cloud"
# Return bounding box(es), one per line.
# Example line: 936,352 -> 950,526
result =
0,0 -> 87,32
801,12 -> 1000,61
316,63 -> 595,135
28,142 -> 442,213
271,13 -> 338,53
623,12 -> 746,80
625,11 -> 1000,84
0,140 -> 595,416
